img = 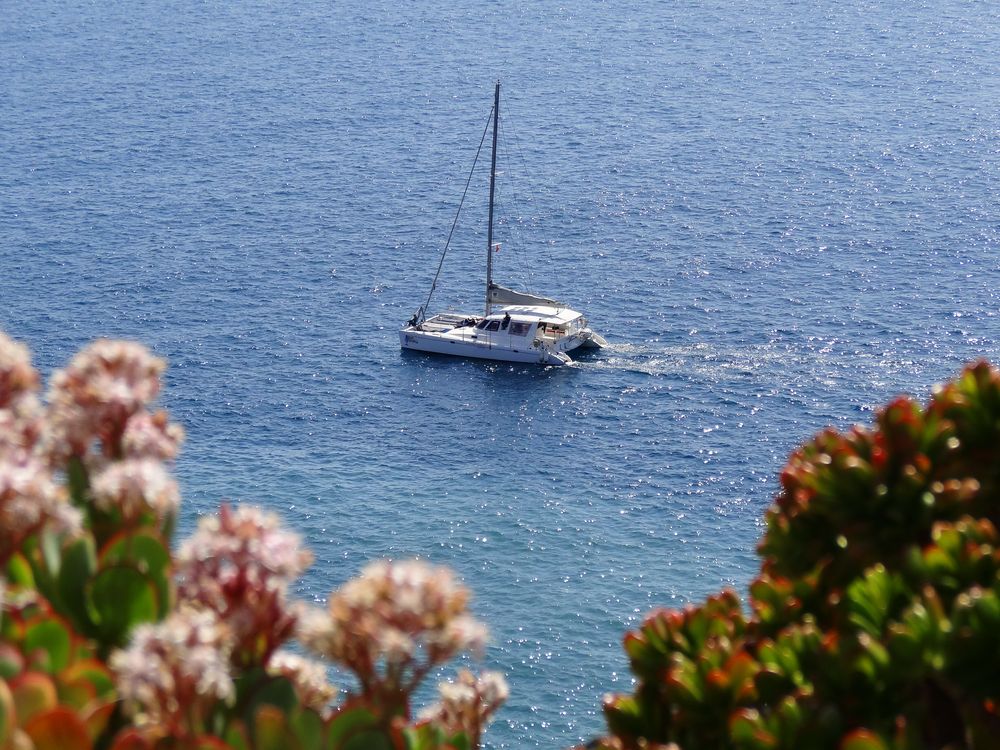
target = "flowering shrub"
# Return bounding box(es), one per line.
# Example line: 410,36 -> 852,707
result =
0,331 -> 506,750
176,504 -> 313,669
299,559 -> 489,712
110,606 -> 236,736
419,669 -> 510,750
585,362 -> 1000,750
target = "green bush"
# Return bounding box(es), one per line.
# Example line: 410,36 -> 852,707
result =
588,362 -> 1000,750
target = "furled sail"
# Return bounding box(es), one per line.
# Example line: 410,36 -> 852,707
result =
488,283 -> 560,307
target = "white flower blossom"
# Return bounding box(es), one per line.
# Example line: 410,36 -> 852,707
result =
303,559 -> 490,704
266,650 -> 337,716
122,411 -> 184,460
90,457 -> 180,521
175,504 -> 312,665
0,331 -> 81,562
111,607 -> 234,733
419,669 -> 509,745
45,339 -> 166,462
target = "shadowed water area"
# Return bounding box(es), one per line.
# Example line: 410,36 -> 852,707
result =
2,0 -> 999,746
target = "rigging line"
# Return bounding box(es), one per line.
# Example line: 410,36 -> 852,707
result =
501,95 -> 540,220
420,105 -> 495,317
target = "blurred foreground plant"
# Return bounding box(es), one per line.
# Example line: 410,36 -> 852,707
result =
0,331 -> 506,750
584,361 -> 1000,750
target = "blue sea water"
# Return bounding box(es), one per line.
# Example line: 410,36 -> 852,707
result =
2,0 -> 999,746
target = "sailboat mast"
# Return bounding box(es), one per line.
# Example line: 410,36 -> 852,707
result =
485,80 -> 500,316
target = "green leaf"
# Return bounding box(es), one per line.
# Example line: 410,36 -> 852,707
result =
98,530 -> 170,573
343,731 -> 392,750
603,694 -> 646,739
847,565 -> 895,636
667,659 -> 704,705
400,724 -> 440,750
11,672 -> 58,724
234,672 -> 300,749
24,535 -> 61,609
85,565 -> 159,645
222,721 -> 251,750
24,620 -> 72,674
325,705 -> 381,750
774,695 -> 804,737
62,659 -> 115,699
729,708 -> 759,740
887,626 -> 921,668
98,531 -> 172,616
58,536 -> 98,636
290,708 -> 324,749
754,667 -> 793,704
243,672 -> 298,713
194,736 -> 238,750
729,708 -> 775,749
5,552 -> 35,588
66,457 -> 89,509
253,705 -> 290,750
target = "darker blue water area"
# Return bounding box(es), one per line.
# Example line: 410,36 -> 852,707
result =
2,1 -> 999,746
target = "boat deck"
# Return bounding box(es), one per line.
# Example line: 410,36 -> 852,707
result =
420,313 -> 474,333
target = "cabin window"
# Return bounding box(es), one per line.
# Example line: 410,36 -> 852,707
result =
509,321 -> 531,337
485,320 -> 501,332
476,320 -> 489,330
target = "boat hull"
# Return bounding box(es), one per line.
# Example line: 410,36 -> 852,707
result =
400,328 -> 574,365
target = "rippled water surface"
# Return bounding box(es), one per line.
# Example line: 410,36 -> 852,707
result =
3,1 -> 999,746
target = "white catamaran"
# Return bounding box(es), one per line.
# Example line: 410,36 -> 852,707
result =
400,81 -> 606,366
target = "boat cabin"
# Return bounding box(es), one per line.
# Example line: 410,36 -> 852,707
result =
464,305 -> 587,342
472,316 -> 534,337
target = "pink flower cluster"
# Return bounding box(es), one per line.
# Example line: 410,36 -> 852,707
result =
299,559 -> 489,706
419,669 -> 509,746
110,606 -> 235,736
43,339 -> 184,526
90,457 -> 179,522
266,650 -> 338,716
0,332 -> 80,564
0,331 -> 40,412
112,503 -> 335,728
176,504 -> 314,667
45,339 -> 168,461
122,410 -> 185,461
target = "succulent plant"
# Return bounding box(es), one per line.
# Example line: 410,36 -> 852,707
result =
587,362 -> 1000,750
